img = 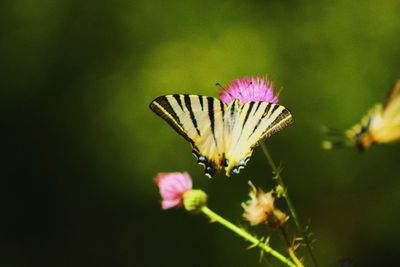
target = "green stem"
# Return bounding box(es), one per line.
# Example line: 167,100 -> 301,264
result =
200,206 -> 298,267
260,142 -> 319,267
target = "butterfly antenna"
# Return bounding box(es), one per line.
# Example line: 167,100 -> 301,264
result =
216,82 -> 233,97
215,82 -> 225,90
321,125 -> 346,136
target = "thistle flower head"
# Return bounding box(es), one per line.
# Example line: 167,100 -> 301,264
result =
219,76 -> 279,105
242,182 -> 288,228
155,172 -> 192,209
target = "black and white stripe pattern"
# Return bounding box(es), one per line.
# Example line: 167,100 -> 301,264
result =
150,94 -> 292,177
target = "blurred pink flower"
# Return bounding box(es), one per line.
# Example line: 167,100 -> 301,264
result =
219,76 -> 279,105
155,172 -> 193,209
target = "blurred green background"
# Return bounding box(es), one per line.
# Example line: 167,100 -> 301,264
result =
2,0 -> 400,266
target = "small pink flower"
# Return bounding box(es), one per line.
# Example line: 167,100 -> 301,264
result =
219,76 -> 279,105
155,172 -> 193,209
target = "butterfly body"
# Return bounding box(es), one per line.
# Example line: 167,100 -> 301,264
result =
150,94 -> 292,177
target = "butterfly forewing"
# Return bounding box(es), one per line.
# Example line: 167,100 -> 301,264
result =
150,95 -> 226,176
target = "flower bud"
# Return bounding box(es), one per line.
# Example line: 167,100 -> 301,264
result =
183,189 -> 208,213
275,184 -> 286,198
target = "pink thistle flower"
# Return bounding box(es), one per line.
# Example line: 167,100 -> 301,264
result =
219,76 -> 279,105
155,172 -> 193,209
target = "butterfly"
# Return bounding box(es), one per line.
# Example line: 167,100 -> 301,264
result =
323,80 -> 400,150
149,94 -> 293,177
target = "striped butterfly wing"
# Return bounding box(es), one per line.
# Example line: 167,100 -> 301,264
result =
150,94 -> 226,177
223,101 -> 293,176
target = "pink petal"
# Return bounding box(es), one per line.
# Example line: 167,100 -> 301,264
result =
161,198 -> 182,209
154,172 -> 193,210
